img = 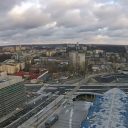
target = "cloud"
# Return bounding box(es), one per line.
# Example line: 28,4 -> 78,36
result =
8,1 -> 52,29
0,0 -> 128,45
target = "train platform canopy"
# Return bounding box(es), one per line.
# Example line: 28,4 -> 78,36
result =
81,88 -> 128,128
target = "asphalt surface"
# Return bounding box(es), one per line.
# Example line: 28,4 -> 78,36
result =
50,101 -> 91,128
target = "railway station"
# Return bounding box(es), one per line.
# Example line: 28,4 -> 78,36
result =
81,88 -> 128,128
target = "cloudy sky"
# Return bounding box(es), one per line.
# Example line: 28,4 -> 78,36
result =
0,0 -> 128,45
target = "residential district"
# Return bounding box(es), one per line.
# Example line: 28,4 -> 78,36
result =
0,43 -> 128,128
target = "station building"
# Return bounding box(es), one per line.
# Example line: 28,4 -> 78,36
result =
81,88 -> 128,128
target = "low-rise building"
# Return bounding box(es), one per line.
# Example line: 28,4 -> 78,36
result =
0,59 -> 25,74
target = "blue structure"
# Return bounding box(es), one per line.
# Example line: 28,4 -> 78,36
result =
81,88 -> 128,128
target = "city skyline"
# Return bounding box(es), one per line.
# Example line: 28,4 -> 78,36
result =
0,0 -> 128,45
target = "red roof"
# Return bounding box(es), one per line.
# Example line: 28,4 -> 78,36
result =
15,71 -> 40,79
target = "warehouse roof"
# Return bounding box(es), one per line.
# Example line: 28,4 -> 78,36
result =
81,88 -> 128,128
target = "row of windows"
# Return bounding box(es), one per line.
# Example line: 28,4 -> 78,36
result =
0,97 -> 26,117
1,93 -> 25,105
0,88 -> 25,101
0,95 -> 26,110
0,82 -> 26,118
0,84 -> 24,94
0,100 -> 23,117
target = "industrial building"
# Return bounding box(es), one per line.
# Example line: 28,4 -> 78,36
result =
0,75 -> 26,118
81,88 -> 128,128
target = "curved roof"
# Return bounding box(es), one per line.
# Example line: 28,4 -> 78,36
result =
81,88 -> 128,128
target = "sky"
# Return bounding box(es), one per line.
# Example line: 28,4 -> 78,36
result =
0,0 -> 128,45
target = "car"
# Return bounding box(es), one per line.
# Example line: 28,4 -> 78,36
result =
44,114 -> 59,128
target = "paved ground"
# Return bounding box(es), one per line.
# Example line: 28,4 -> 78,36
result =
50,101 -> 91,128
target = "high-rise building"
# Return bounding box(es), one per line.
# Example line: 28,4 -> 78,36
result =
0,75 -> 26,118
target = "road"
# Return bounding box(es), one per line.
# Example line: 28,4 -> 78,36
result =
41,101 -> 91,128
43,83 -> 128,95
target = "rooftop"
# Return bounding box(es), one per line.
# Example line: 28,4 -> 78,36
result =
0,75 -> 23,90
81,88 -> 128,128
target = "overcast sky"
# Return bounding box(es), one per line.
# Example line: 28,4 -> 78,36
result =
0,0 -> 128,45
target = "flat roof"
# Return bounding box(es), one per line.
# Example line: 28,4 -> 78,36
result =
0,76 -> 23,90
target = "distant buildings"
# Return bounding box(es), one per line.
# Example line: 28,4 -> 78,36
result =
0,75 -> 26,118
46,50 -> 57,57
0,44 -> 127,76
0,59 -> 25,74
2,47 -> 15,53
68,44 -> 128,74
69,52 -> 85,71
